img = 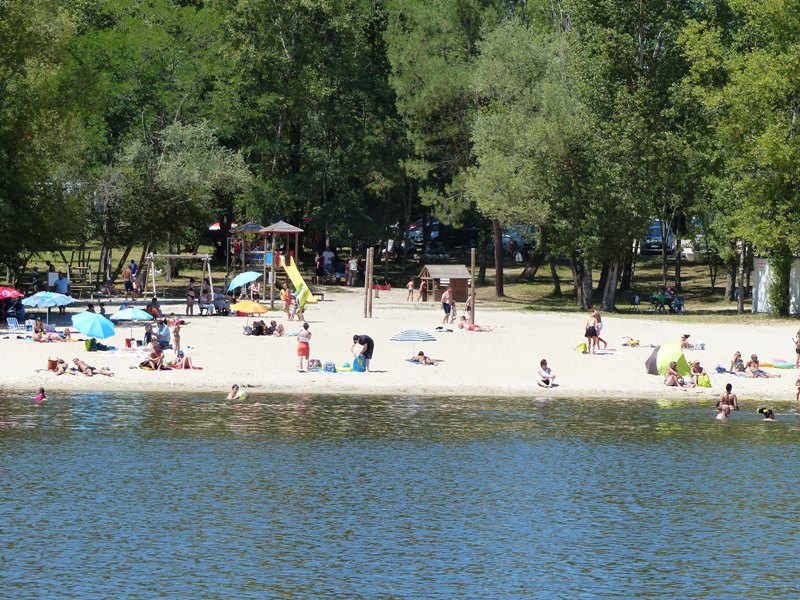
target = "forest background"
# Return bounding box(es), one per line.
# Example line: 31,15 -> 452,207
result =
1,0 -> 798,313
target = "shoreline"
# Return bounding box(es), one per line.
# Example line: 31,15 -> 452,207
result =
2,287 -> 798,405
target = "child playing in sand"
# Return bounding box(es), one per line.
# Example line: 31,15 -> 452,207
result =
537,359 -> 556,388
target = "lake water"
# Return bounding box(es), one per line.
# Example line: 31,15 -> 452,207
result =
1,392 -> 798,598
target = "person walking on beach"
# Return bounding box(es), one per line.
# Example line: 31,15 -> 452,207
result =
352,334 -> 375,372
297,322 -> 311,372
584,313 -> 599,354
418,279 -> 427,302
406,278 -> 415,301
590,306 -> 607,349
441,286 -> 453,324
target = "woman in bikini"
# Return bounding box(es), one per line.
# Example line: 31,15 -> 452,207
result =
717,383 -> 739,411
410,351 -> 436,365
186,277 -> 196,316
730,351 -> 746,373
458,316 -> 493,332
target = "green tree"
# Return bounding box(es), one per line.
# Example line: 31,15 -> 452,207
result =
214,0 -> 406,249
0,0 -> 86,281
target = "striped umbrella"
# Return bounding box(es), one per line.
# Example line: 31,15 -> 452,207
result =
390,329 -> 437,355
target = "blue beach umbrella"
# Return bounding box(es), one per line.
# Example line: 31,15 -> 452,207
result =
22,291 -> 74,308
228,271 -> 262,292
71,311 -> 116,339
21,291 -> 74,325
110,307 -> 154,338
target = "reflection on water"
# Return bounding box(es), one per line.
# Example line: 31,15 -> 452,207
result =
1,392 -> 798,598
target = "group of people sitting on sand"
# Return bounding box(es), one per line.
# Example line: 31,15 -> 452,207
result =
249,320 -> 285,337
729,351 -> 781,378
664,359 -> 709,388
32,319 -> 76,343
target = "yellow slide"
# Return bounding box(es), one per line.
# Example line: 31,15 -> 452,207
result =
282,256 -> 318,306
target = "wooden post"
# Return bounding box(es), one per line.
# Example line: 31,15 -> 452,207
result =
294,231 -> 299,262
206,256 -> 214,296
363,247 -> 370,318
367,247 -> 375,317
269,235 -> 276,309
149,254 -> 157,297
262,235 -> 267,304
470,248 -> 476,325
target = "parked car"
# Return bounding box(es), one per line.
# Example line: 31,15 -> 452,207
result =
640,221 -> 676,255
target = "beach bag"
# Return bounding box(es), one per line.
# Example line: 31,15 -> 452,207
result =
715,365 -> 727,374
697,373 -> 711,388
576,342 -> 587,354
353,355 -> 367,372
243,326 -> 252,335
324,361 -> 337,373
308,359 -> 322,371
85,338 -> 98,352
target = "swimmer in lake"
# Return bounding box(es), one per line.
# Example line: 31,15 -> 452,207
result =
757,407 -> 776,421
226,384 -> 247,401
35,387 -> 46,403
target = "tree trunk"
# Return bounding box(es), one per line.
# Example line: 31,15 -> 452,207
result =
596,262 -> 609,294
478,232 -> 488,284
520,246 -> 545,281
601,260 -> 620,311
620,244 -> 635,291
569,254 -> 584,307
660,220 -> 668,287
674,238 -> 682,290
550,260 -> 561,296
492,218 -> 504,297
724,255 -> 737,301
581,257 -> 593,309
112,240 -> 135,282
736,241 -> 745,314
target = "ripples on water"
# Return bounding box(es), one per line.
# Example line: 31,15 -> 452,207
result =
1,392 -> 798,598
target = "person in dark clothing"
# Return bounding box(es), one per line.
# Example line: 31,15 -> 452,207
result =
352,334 -> 375,372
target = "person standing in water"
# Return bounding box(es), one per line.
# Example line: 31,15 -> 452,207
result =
718,383 -> 739,411
35,388 -> 46,403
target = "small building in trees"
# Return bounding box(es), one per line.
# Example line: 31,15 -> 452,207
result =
418,264 -> 471,302
751,256 -> 800,314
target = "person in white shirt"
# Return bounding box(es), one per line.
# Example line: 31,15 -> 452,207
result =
347,256 -> 359,286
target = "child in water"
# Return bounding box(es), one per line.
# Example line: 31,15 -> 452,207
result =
757,407 -> 776,421
35,387 -> 46,403
226,384 -> 247,401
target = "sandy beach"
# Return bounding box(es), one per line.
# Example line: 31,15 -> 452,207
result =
2,287 -> 798,403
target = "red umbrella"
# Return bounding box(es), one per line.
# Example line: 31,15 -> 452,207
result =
0,287 -> 23,299
0,286 -> 23,322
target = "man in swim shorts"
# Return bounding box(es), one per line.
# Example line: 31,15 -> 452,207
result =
440,286 -> 453,324
584,314 -> 599,354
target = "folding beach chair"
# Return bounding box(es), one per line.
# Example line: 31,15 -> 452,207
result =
5,317 -> 22,332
